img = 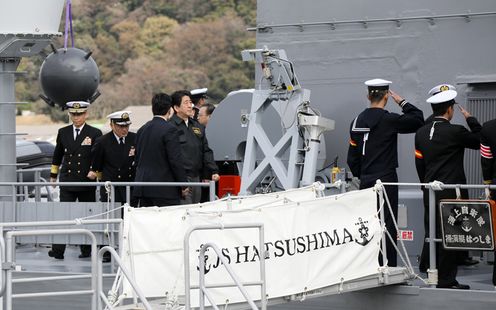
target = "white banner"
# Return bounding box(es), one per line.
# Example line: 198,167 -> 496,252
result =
121,186 -> 381,306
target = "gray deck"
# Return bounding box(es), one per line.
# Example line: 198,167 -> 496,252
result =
9,246 -> 496,309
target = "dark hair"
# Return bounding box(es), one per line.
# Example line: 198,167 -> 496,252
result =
201,103 -> 216,116
368,89 -> 388,103
171,90 -> 192,108
191,95 -> 205,105
431,100 -> 455,116
151,93 -> 172,116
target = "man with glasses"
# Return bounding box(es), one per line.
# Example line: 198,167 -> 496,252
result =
49,101 -> 102,260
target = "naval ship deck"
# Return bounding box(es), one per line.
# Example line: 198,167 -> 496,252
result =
10,245 -> 495,309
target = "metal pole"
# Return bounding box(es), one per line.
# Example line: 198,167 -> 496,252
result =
0,59 -> 19,204
209,181 -> 216,202
428,187 -> 437,287
34,170 -> 41,201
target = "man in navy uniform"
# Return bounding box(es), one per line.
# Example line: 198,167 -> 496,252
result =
170,90 -> 219,204
480,117 -> 496,286
133,93 -> 188,207
190,87 -> 208,120
88,111 -> 136,204
347,78 -> 424,267
414,86 -> 481,289
49,101 -> 102,259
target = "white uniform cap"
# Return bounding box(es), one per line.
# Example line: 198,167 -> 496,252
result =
428,84 -> 456,96
426,90 -> 457,104
66,101 -> 90,113
190,88 -> 208,97
107,110 -> 132,125
364,78 -> 392,87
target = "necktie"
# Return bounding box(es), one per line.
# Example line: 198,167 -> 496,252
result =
75,128 -> 80,140
119,137 -> 124,145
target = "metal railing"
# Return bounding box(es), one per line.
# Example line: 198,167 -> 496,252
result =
381,181 -> 496,287
184,224 -> 267,310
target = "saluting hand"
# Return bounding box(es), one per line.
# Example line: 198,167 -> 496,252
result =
388,90 -> 404,105
211,174 -> 220,182
458,105 -> 472,119
87,171 -> 97,180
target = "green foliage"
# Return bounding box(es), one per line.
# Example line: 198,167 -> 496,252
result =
16,0 -> 256,120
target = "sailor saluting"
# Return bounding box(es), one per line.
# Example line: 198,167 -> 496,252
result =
414,85 -> 481,289
347,78 -> 424,267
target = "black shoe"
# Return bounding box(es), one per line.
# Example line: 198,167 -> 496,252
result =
458,258 -> 479,266
437,283 -> 470,290
78,253 -> 91,259
48,250 -> 64,260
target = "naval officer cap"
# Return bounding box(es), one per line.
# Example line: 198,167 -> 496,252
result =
66,101 -> 90,113
428,84 -> 456,96
364,79 -> 392,92
427,89 -> 457,105
107,110 -> 132,125
190,88 -> 208,99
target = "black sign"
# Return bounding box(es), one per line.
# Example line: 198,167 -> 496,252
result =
440,200 -> 494,250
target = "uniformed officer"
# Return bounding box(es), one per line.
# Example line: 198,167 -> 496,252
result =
425,84 -> 456,123
347,78 -> 424,267
480,117 -> 496,286
170,90 -> 219,204
190,88 -> 208,120
414,86 -> 481,289
49,101 -> 102,259
88,111 -> 136,204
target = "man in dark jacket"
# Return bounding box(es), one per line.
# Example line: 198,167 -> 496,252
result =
49,101 -> 102,260
347,78 -> 424,267
133,93 -> 188,207
88,110 -> 136,204
415,86 -> 481,289
480,118 -> 496,286
170,90 -> 219,204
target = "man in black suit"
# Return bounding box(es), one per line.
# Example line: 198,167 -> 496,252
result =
88,110 -> 136,204
415,86 -> 481,289
49,101 -> 102,260
133,93 -> 188,207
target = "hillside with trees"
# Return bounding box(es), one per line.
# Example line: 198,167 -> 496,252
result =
15,0 -> 256,121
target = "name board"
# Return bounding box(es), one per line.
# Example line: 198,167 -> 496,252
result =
440,200 -> 495,250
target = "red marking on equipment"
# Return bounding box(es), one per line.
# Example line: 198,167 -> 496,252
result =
397,230 -> 414,241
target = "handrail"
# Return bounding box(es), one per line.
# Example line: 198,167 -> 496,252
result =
248,11 -> 496,31
97,246 -> 152,310
4,229 -> 98,310
184,223 -> 267,310
199,242 -> 260,310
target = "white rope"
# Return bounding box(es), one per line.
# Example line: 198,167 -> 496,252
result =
430,180 -> 444,191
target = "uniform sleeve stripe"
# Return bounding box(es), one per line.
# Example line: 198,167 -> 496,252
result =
480,144 -> 491,151
481,151 -> 493,159
349,139 -> 357,147
415,150 -> 423,159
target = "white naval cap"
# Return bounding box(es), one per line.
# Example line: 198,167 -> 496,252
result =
364,78 -> 392,91
190,88 -> 208,97
428,84 -> 456,96
427,89 -> 457,104
66,101 -> 90,113
107,110 -> 132,125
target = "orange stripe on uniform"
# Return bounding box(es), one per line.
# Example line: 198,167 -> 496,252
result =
349,139 -> 357,147
415,150 -> 423,159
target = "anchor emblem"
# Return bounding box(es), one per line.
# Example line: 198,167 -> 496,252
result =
355,217 -> 373,246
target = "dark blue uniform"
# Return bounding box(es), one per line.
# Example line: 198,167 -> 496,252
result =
50,123 -> 102,258
91,131 -> 136,203
480,118 -> 496,286
133,116 -> 187,207
347,101 -> 424,267
415,116 -> 481,288
169,114 -> 218,203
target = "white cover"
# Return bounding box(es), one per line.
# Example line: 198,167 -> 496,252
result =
0,0 -> 65,35
121,186 -> 381,306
